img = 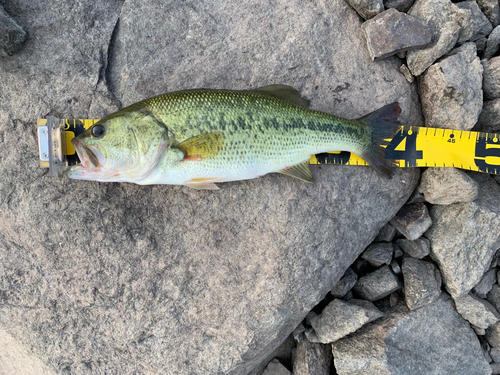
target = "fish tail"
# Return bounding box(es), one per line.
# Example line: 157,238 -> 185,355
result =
359,102 -> 402,178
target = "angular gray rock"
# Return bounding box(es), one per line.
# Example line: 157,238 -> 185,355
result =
391,259 -> 402,275
478,0 -> 500,27
292,340 -> 331,375
402,258 -> 442,310
330,268 -> 358,298
310,299 -> 383,343
454,293 -> 500,329
375,223 -> 398,242
406,0 -> 473,76
262,359 -> 291,375
487,321 -> 500,348
399,64 -> 414,83
474,268 -> 498,298
426,173 -> 500,298
396,237 -> 430,259
489,285 -> 500,313
0,5 -> 26,56
331,295 -> 491,374
483,57 -> 500,100
383,0 -> 415,13
477,36 -> 489,54
492,362 -> 500,375
352,265 -> 403,301
420,43 -> 483,131
484,26 -> 500,59
457,1 -> 493,41
477,99 -> 500,133
345,0 -> 384,20
390,203 -> 432,241
361,8 -> 432,61
418,167 -> 479,204
0,1 -> 422,374
361,242 -> 394,267
491,347 -> 500,362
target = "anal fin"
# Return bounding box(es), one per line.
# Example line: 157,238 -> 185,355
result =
185,177 -> 221,190
278,160 -> 315,183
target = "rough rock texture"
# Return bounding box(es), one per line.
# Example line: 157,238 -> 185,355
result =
420,43 -> 483,130
292,340 -> 331,375
383,0 -> 415,13
261,359 -> 291,375
310,299 -> 383,343
407,0 -> 473,76
390,203 -> 432,241
483,57 -> 500,99
426,173 -> 500,298
375,223 -> 397,242
454,293 -> 500,329
330,268 -> 358,298
0,1 -> 421,374
361,8 -> 432,61
478,0 -> 500,27
345,0 -> 384,20
474,268 -> 498,298
477,98 -> 500,133
457,1 -> 493,41
0,5 -> 26,56
484,26 -> 500,59
361,242 -> 394,267
492,362 -> 500,375
396,237 -> 430,259
352,265 -> 403,301
402,258 -> 442,310
477,36 -> 489,54
399,64 -> 414,83
418,167 -> 479,204
491,347 -> 500,362
489,285 -> 500,312
487,322 -> 500,348
331,295 -> 491,375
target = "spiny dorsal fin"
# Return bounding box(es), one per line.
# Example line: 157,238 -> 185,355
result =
254,84 -> 310,108
278,160 -> 315,183
175,132 -> 225,161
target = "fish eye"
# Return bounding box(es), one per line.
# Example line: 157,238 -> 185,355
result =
91,125 -> 105,138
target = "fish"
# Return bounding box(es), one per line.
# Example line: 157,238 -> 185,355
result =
68,85 -> 401,189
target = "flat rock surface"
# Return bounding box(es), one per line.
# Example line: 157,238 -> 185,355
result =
396,237 -> 430,259
420,43 -> 483,131
292,340 -> 331,375
390,202 -> 432,241
331,295 -> 491,375
457,0 -> 493,41
361,242 -> 394,267
454,293 -> 500,329
352,265 -> 403,301
483,57 -> 500,100
426,173 -> 500,298
0,1 -> 421,374
418,167 -> 479,204
402,258 -> 442,310
477,98 -> 500,133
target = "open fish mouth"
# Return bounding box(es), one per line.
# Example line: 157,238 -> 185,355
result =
67,139 -> 111,180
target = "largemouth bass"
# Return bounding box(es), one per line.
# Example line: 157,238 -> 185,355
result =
68,85 -> 400,189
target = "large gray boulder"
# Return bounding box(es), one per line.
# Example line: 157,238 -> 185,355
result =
0,0 -> 420,374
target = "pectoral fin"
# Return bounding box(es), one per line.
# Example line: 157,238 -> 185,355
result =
176,132 -> 225,161
278,160 -> 315,183
185,177 -> 221,190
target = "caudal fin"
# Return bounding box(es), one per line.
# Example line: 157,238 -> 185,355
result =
359,102 -> 402,179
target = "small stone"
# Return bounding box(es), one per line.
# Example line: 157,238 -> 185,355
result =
454,293 -> 500,329
484,26 -> 500,59
310,299 -> 383,344
399,64 -> 414,83
293,339 -> 332,375
418,167 -> 479,205
305,311 -> 317,327
396,237 -> 431,259
394,245 -> 404,258
390,291 -> 400,306
391,259 -> 401,275
0,5 -> 26,56
426,173 -> 500,298
352,265 -> 403,301
375,223 -> 398,242
390,203 -> 432,241
483,57 -> 500,100
420,43 -> 483,131
477,99 -> 500,133
476,37 -> 488,54
383,0 -> 415,13
406,0 -> 473,76
345,0 -> 384,20
262,359 -> 291,375
361,242 -> 394,267
330,268 -> 358,298
331,295 -> 491,374
402,258 -> 442,310
477,0 -> 500,27
474,268 -> 498,298
303,328 -> 321,343
487,321 -> 500,348
492,362 -> 500,375
293,323 -> 306,341
487,284 -> 500,312
343,290 -> 354,301
490,347 -> 500,362
361,8 -> 432,61
457,1 -> 493,41
474,325 -> 488,335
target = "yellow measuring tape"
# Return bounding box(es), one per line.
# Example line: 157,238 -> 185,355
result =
38,118 -> 500,175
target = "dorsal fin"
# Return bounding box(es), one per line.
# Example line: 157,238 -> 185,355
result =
278,160 -> 315,183
254,84 -> 310,108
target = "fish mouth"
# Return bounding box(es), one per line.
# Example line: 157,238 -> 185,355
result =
67,139 -> 109,180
